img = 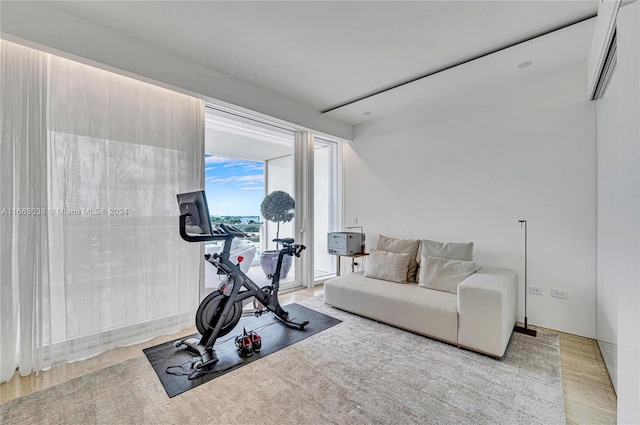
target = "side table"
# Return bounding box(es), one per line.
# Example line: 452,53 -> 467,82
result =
335,252 -> 369,276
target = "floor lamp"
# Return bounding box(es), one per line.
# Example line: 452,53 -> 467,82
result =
514,219 -> 537,337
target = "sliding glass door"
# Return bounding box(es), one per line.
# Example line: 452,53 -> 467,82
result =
313,138 -> 339,282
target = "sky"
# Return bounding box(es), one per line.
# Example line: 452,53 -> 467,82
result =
204,154 -> 264,217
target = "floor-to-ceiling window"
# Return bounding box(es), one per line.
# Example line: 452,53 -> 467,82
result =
0,41 -> 203,381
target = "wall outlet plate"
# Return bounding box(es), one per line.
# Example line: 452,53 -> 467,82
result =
551,288 -> 569,299
527,286 -> 543,295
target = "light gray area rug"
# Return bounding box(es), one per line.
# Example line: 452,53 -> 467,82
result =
1,296 -> 565,425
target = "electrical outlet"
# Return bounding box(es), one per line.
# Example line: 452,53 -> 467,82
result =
527,286 -> 543,295
551,288 -> 569,299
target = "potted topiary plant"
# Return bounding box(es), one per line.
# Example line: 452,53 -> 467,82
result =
260,190 -> 295,278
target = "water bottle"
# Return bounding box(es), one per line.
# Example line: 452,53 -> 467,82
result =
219,277 -> 234,296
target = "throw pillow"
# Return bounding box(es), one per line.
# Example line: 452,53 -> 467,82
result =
418,254 -> 477,294
420,239 -> 474,261
377,235 -> 420,282
364,249 -> 411,283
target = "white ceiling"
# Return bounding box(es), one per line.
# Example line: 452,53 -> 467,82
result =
205,110 -> 294,161
47,1 -> 598,125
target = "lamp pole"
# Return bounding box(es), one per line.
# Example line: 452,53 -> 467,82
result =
514,219 -> 537,337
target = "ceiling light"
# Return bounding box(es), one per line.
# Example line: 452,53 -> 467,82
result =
517,61 -> 533,69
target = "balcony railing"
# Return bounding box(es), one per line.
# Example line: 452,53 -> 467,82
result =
205,221 -> 263,265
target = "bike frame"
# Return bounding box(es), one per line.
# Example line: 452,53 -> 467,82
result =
180,217 -> 292,349
176,193 -> 307,372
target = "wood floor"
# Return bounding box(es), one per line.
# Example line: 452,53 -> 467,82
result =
545,328 -> 617,424
1,286 -> 616,424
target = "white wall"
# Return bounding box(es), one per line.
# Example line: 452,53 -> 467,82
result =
347,61 -> 597,338
594,3 -> 640,418
596,65 -> 621,392
600,2 -> 640,422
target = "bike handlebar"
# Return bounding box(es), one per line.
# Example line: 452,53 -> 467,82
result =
179,215 -> 224,242
219,223 -> 249,238
179,215 -> 248,243
287,244 -> 305,257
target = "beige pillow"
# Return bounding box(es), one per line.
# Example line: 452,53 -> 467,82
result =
377,235 -> 420,282
418,254 -> 476,294
364,249 -> 411,283
421,239 -> 474,261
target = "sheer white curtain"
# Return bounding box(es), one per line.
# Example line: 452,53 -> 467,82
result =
0,41 -> 52,383
0,40 -> 203,382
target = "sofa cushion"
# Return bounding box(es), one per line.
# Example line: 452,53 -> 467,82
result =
364,249 -> 410,283
324,272 -> 458,344
420,239 -> 474,261
418,255 -> 477,294
377,235 -> 420,282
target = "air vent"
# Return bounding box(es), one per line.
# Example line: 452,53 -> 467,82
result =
592,31 -> 618,100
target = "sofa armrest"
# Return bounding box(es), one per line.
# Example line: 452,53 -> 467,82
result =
457,267 -> 517,357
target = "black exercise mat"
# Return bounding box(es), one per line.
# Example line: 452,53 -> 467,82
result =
143,303 -> 341,397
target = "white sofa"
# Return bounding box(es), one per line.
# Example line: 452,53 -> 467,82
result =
324,237 -> 517,358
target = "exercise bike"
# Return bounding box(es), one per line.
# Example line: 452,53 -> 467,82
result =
175,190 -> 308,372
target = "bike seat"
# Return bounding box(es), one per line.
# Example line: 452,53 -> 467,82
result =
273,238 -> 295,245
